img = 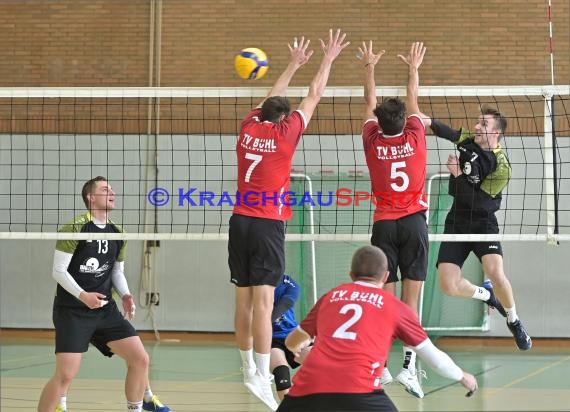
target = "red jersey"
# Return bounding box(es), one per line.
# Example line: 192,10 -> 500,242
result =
233,108 -> 306,220
289,281 -> 427,396
362,114 -> 428,221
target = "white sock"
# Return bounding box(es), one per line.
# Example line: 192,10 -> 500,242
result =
144,387 -> 154,403
58,394 -> 67,410
240,348 -> 256,371
255,352 -> 271,379
127,400 -> 143,411
505,305 -> 519,323
402,346 -> 416,370
472,286 -> 491,301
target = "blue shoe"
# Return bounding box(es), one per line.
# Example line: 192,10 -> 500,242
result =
142,395 -> 171,412
482,279 -> 507,317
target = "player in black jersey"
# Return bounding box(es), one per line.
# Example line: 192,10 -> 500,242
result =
38,177 -> 170,412
431,105 -> 531,351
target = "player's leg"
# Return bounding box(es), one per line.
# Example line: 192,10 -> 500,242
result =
246,218 -> 283,411
229,215 -> 257,379
38,353 -> 81,412
270,346 -> 291,400
252,284 -> 276,374
479,249 -> 514,308
395,212 -> 428,398
370,220 -> 399,385
39,305 -> 94,412
108,336 -> 149,411
99,303 -> 149,411
479,249 -> 531,350
235,286 -> 255,373
90,333 -> 170,411
437,241 -> 475,298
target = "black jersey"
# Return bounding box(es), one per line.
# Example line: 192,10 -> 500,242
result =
54,212 -> 126,308
431,120 -> 512,233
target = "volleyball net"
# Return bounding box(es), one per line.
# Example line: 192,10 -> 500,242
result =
1,86 -> 568,331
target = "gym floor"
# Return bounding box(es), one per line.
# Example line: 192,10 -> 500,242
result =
1,331 -> 569,411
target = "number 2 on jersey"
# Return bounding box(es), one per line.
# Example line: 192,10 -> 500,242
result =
332,303 -> 363,340
244,153 -> 262,183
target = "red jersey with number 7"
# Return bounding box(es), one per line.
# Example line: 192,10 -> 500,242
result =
288,281 -> 428,396
233,108 -> 307,220
362,114 -> 428,221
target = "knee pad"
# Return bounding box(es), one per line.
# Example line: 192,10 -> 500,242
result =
272,364 -> 291,391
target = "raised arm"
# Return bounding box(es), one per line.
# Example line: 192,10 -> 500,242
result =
398,42 -> 430,126
257,36 -> 314,108
358,41 -> 385,121
298,28 -> 350,123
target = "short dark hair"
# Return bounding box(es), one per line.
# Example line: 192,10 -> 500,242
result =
261,96 -> 291,123
373,97 -> 407,136
481,104 -> 507,136
351,245 -> 388,280
82,176 -> 107,209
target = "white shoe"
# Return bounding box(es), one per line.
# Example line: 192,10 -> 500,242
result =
244,371 -> 279,411
396,368 -> 426,398
380,367 -> 393,385
241,365 -> 256,383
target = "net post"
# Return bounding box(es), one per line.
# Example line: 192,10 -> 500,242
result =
291,173 -> 317,306
543,92 -> 558,246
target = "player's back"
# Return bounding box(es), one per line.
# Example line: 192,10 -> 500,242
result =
233,108 -> 305,220
362,115 -> 428,220
289,281 -> 402,396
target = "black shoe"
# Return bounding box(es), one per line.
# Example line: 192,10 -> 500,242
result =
507,319 -> 532,350
482,280 -> 507,317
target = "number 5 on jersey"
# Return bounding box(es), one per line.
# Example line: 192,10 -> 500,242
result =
244,153 -> 262,182
390,161 -> 409,192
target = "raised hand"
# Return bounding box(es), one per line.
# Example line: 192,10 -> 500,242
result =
357,40 -> 385,67
398,41 -> 426,70
320,28 -> 350,62
288,36 -> 314,68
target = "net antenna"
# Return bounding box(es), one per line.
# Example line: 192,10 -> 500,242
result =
547,0 -> 555,85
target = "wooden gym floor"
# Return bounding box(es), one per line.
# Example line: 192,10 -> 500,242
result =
1,330 -> 569,411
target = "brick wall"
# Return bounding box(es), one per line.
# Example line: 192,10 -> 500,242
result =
1,0 -> 568,87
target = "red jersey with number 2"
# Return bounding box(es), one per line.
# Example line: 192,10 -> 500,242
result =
362,114 -> 428,221
288,281 -> 428,396
233,108 -> 306,221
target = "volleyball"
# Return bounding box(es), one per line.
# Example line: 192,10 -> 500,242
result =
234,48 -> 269,80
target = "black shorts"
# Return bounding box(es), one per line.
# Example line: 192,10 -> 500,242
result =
53,301 -> 137,354
276,390 -> 397,412
228,214 -> 285,287
437,240 -> 503,267
371,212 -> 428,283
272,338 -> 300,369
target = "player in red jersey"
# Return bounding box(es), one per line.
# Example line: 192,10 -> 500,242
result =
277,245 -> 477,412
229,29 -> 349,411
359,41 -> 432,397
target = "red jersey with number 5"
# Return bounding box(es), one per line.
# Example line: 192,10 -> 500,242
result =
288,281 -> 428,396
233,108 -> 306,220
362,114 -> 428,221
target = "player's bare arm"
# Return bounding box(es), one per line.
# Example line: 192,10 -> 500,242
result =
258,36 -> 314,107
358,40 -> 385,121
398,41 -> 431,126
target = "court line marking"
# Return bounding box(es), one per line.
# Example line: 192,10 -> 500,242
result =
424,365 -> 501,397
485,354 -> 570,397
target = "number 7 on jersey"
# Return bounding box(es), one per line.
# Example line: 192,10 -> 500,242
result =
244,153 -> 262,183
